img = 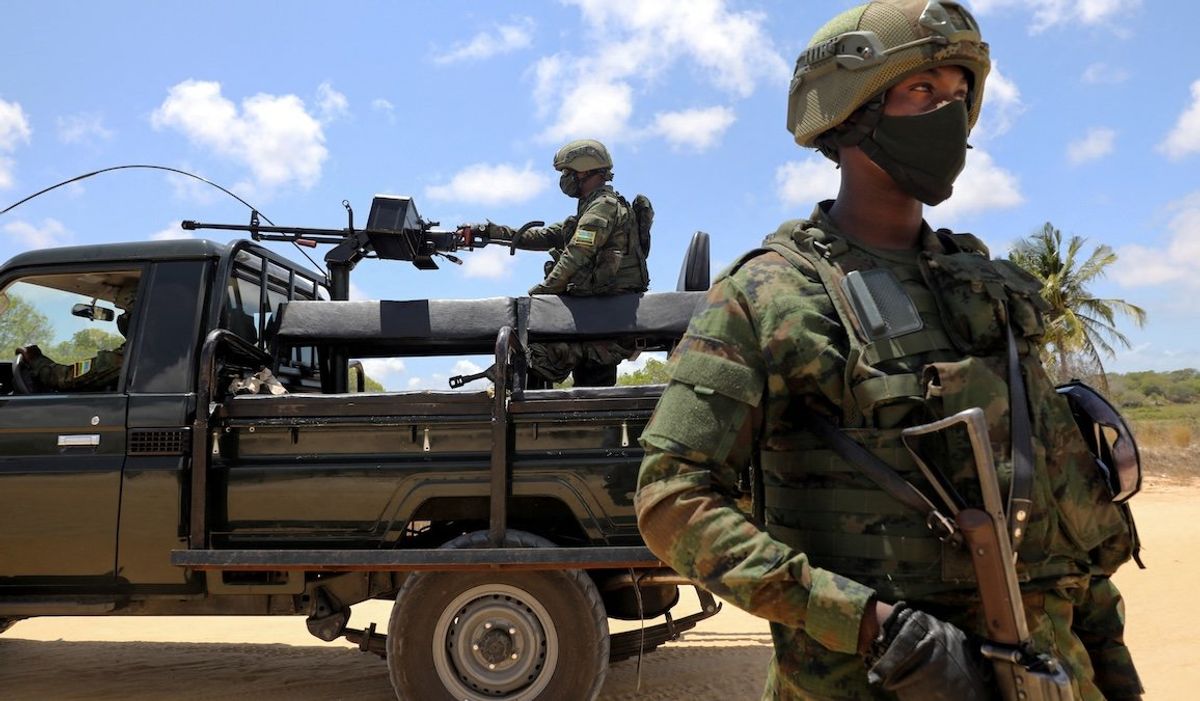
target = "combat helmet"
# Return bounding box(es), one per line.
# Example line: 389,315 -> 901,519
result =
553,139 -> 613,174
787,0 -> 990,157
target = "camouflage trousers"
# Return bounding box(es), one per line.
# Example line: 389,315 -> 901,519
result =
528,341 -> 635,387
762,579 -> 1141,700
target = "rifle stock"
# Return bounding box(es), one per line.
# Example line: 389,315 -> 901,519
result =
956,507 -> 1022,646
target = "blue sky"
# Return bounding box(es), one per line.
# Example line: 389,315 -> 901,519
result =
2,1 -> 1199,389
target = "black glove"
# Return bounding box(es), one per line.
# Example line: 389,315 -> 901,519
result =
866,605 -> 993,701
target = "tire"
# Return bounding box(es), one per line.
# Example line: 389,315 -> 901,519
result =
386,530 -> 610,701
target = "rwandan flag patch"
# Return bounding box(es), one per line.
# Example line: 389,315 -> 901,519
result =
574,228 -> 597,247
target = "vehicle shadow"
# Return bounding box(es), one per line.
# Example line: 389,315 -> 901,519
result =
0,634 -> 773,701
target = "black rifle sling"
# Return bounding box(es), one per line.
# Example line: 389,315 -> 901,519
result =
804,410 -> 956,540
1005,312 -> 1035,553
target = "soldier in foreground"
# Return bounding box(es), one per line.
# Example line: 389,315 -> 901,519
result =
635,1 -> 1142,699
460,139 -> 651,387
15,285 -> 135,393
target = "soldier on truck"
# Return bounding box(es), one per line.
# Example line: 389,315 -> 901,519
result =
459,139 -> 654,388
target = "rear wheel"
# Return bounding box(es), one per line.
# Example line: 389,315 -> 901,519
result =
386,530 -> 609,701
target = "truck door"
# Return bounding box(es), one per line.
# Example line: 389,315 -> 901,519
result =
0,268 -> 141,583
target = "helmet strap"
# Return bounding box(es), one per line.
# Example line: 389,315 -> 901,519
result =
815,96 -> 885,163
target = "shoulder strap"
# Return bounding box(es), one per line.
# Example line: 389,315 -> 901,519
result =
803,408 -> 957,543
1005,312 -> 1035,554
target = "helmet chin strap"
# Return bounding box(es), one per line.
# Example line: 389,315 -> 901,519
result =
815,96 -> 885,163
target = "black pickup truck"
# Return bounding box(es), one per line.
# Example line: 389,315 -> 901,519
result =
0,197 -> 718,701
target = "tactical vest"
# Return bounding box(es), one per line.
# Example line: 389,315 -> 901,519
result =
586,191 -> 647,294
751,220 -> 1131,602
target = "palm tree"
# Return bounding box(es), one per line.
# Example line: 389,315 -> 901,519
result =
1009,222 -> 1146,388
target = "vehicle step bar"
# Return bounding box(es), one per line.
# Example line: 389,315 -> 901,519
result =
172,546 -> 662,572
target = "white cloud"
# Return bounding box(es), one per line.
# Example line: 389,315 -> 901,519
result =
0,97 -> 32,189
535,0 -> 786,144
425,162 -> 549,205
461,245 -> 516,281
56,113 -> 114,145
372,98 -> 396,124
0,156 -> 15,190
150,221 -> 192,240
540,78 -> 634,144
2,218 -> 70,251
151,79 -> 328,192
974,63 -> 1024,140
774,157 -> 840,208
407,377 -> 423,389
0,98 -> 31,151
1081,62 -> 1129,85
1113,192 -> 1200,288
1159,79 -> 1200,161
1067,127 -> 1116,165
359,357 -> 407,389
970,0 -> 1140,33
930,148 -> 1024,221
435,17 -> 535,64
651,106 -> 736,152
316,82 -> 349,123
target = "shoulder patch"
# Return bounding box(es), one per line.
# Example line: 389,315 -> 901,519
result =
573,228 -> 597,247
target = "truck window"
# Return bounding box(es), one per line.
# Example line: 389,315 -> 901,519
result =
0,269 -> 141,394
221,251 -> 323,391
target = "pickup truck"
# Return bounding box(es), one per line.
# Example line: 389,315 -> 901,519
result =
0,196 -> 718,701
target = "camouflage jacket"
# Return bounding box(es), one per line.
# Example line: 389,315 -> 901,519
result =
496,185 -> 646,295
635,203 -> 1140,700
28,345 -> 124,392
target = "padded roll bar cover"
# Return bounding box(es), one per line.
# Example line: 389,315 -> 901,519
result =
276,298 -> 518,343
524,291 -> 706,341
677,231 -> 711,292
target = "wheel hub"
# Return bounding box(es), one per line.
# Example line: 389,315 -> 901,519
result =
434,585 -> 559,699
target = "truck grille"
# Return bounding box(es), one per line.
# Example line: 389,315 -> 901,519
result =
129,429 -> 191,456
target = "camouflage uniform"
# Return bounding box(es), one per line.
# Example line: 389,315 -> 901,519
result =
492,183 -> 648,298
28,346 -> 124,392
489,142 -> 649,387
635,204 -> 1142,700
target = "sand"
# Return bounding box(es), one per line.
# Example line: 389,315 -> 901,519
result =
1,483 -> 1195,700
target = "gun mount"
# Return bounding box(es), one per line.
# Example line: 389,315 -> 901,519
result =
183,195 -> 498,393
183,195 -> 491,300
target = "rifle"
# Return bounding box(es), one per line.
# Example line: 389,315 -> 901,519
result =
902,408 -> 1072,701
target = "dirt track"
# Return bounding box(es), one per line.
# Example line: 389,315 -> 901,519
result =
1,484 -> 1195,700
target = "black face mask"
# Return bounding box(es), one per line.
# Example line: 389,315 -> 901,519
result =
558,171 -> 581,198
859,100 -> 969,206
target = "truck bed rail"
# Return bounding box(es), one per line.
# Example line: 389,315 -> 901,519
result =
171,546 -> 661,572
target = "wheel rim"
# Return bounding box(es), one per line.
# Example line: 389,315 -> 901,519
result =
432,583 -> 559,700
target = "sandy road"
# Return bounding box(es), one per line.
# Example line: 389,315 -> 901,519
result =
0,484 -> 1194,700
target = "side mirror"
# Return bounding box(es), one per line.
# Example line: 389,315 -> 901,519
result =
71,303 -> 116,322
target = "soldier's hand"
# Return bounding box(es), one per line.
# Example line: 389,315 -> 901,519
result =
528,283 -> 553,296
455,224 -> 475,247
866,606 -> 992,700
